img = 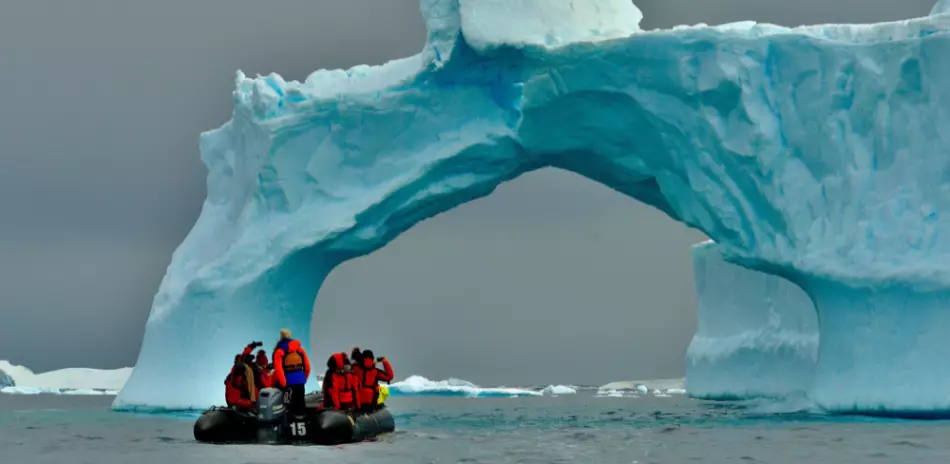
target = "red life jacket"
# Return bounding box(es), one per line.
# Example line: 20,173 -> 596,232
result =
322,353 -> 361,409
356,357 -> 394,406
273,339 -> 310,387
227,371 -> 250,399
337,371 -> 357,404
358,359 -> 380,405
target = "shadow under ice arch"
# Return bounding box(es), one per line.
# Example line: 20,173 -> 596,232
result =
116,0 -> 950,414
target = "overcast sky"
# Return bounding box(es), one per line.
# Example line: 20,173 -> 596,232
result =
0,0 -> 935,386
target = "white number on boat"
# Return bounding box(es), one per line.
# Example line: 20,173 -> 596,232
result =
290,422 -> 307,436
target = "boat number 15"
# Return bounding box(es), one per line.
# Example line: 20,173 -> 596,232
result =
290,422 -> 307,437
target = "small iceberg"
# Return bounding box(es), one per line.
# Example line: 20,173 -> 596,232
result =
596,378 -> 687,398
0,360 -> 131,395
1,386 -> 119,395
541,385 -> 578,396
0,359 -> 586,400
594,377 -> 690,398
595,389 -> 626,398
388,376 -> 542,397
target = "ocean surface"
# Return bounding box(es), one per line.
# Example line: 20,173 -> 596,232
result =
3,392 -> 950,463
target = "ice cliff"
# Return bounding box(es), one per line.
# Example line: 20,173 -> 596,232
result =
115,0 -> 950,415
686,241 -> 817,400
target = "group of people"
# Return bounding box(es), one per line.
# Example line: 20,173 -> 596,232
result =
324,345 -> 395,411
224,328 -> 394,416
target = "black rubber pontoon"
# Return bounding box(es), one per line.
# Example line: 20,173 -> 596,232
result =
193,388 -> 395,445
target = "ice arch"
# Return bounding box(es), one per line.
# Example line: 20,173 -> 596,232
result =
116,0 -> 950,414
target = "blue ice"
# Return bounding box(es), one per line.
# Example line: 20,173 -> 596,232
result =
686,241 -> 818,401
114,0 -> 950,415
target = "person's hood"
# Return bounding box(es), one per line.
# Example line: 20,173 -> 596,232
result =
327,352 -> 345,371
279,338 -> 303,352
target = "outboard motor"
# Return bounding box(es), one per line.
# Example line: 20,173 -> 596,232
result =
255,388 -> 285,443
257,388 -> 286,422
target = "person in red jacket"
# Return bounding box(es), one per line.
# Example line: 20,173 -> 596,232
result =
237,341 -> 272,388
225,353 -> 260,412
321,353 -> 361,411
255,349 -> 274,388
353,349 -> 394,411
224,341 -> 279,412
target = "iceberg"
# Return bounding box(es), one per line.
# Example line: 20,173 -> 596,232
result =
686,241 -> 818,400
388,375 -> 542,397
599,378 -> 685,393
319,375 -> 556,398
595,389 -> 625,398
1,386 -> 119,396
0,360 -> 131,393
116,0 -> 950,415
593,386 -> 684,398
540,385 -> 578,396
596,378 -> 686,398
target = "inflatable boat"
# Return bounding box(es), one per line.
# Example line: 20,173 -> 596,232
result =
194,387 -> 395,445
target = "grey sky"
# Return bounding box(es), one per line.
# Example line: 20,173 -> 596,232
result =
0,0 -> 935,386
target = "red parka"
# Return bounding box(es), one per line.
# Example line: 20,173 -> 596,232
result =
321,353 -> 361,410
353,356 -> 393,406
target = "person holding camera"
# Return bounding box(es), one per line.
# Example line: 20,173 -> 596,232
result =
224,341 -> 267,412
353,349 -> 394,411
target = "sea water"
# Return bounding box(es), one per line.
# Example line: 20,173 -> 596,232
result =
2,393 -> 950,463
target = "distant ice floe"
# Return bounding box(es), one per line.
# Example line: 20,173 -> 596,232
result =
4,358 -> 684,401
541,385 -> 578,396
0,360 -> 582,400
595,378 -> 688,398
387,375 -> 578,397
597,389 -> 626,398
0,360 -> 131,396
1,386 -> 119,396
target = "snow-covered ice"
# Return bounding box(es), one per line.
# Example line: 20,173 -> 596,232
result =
0,360 -> 131,393
0,361 -> 570,401
541,385 -> 578,396
388,375 -> 541,397
1,386 -> 119,396
596,378 -> 686,398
